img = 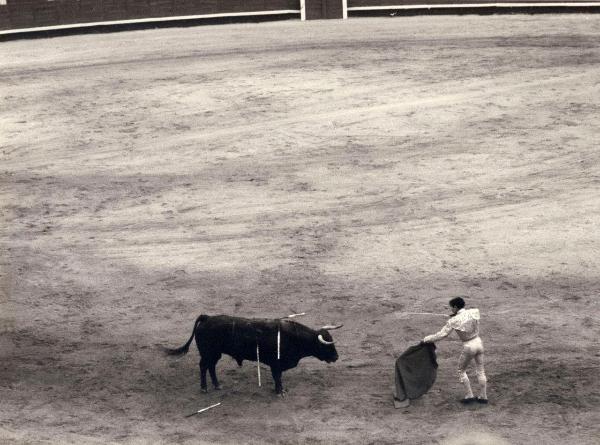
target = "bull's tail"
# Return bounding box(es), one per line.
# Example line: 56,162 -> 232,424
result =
164,314 -> 208,356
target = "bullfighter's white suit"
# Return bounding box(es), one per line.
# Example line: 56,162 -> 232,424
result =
423,308 -> 487,401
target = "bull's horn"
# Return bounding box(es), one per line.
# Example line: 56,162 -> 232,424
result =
318,334 -> 334,345
320,324 -> 343,330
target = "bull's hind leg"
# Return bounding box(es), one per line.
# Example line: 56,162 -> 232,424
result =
199,349 -> 222,392
206,353 -> 222,390
199,358 -> 209,392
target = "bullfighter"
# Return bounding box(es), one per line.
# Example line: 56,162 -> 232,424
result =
423,297 -> 488,405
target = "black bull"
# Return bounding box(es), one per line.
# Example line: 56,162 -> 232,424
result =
164,314 -> 342,394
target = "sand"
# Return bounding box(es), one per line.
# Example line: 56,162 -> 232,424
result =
1,14 -> 600,444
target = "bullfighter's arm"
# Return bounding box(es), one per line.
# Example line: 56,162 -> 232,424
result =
423,322 -> 453,343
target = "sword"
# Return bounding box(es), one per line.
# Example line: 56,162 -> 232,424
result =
394,312 -> 450,317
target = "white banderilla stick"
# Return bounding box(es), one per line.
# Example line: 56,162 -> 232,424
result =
282,312 -> 306,319
256,344 -> 261,387
288,312 -> 306,318
185,402 -> 221,417
278,312 -> 304,359
277,329 -> 281,360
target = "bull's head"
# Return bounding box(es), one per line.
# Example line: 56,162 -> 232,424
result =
315,324 -> 342,363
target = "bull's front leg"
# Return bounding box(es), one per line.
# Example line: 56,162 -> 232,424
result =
270,366 -> 284,395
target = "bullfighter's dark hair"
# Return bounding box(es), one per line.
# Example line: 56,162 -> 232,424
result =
449,297 -> 466,309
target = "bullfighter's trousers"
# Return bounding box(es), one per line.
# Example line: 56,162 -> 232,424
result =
458,336 -> 487,399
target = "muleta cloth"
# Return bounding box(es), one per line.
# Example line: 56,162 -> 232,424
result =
393,342 -> 438,404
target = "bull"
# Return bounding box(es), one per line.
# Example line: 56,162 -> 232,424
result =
164,314 -> 342,394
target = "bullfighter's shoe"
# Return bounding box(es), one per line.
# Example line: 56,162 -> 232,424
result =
393,397 -> 410,409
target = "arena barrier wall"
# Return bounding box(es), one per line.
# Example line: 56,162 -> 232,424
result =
2,0 -> 600,35
0,0 -> 301,33
346,0 -> 600,14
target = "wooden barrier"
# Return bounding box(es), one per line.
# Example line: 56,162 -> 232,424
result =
346,0 -> 600,11
2,0 -> 600,33
0,0 -> 301,32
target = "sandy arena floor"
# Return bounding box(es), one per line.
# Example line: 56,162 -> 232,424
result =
1,13 -> 600,445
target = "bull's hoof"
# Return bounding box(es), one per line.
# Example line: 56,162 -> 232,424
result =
276,389 -> 287,397
214,385 -> 222,391
201,388 -> 208,393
